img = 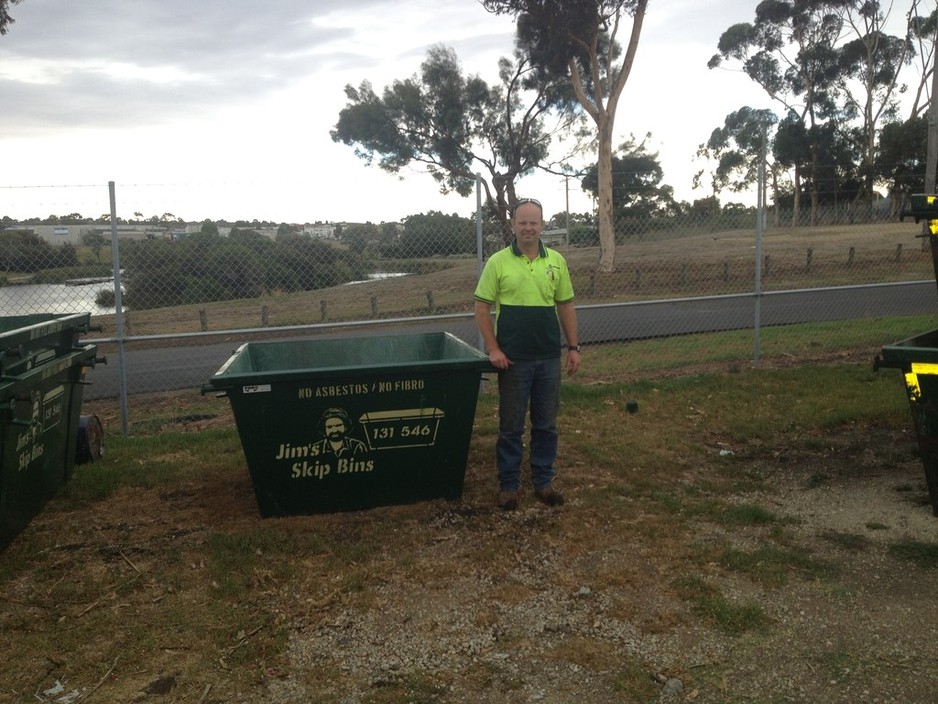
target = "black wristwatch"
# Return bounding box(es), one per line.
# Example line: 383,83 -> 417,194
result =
566,344 -> 581,352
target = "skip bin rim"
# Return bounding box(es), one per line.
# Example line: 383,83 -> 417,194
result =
878,327 -> 938,369
204,331 -> 493,392
0,346 -> 97,401
0,312 -> 91,343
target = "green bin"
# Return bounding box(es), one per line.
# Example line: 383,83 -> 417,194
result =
0,313 -> 93,378
0,345 -> 98,549
877,327 -> 938,516
203,332 -> 493,516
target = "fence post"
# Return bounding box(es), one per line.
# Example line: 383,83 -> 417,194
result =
199,309 -> 208,332
634,268 -> 641,290
261,305 -> 269,327
108,181 -> 129,435
848,246 -> 855,267
371,296 -> 378,318
680,263 -> 689,287
754,122 -> 767,366
895,243 -> 903,263
320,300 -> 327,321
723,260 -> 730,282
806,247 -> 813,273
426,290 -> 435,313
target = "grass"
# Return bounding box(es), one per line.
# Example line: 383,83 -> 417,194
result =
2,315 -> 938,701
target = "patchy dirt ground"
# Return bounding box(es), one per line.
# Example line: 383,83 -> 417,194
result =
3,366 -> 938,704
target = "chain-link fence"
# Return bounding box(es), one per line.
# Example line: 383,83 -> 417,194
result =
2,178 -> 936,430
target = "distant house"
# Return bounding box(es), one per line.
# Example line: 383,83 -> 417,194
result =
541,228 -> 568,248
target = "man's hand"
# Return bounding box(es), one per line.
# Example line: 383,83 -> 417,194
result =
488,348 -> 511,370
565,349 -> 580,375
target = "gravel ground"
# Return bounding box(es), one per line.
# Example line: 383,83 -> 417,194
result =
259,443 -> 938,704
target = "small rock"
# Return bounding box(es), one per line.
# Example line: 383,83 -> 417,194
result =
662,677 -> 684,697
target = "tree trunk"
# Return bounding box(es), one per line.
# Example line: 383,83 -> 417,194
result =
596,114 -> 616,272
792,164 -> 801,228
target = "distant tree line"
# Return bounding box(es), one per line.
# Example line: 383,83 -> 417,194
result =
0,230 -> 78,272
120,229 -> 368,310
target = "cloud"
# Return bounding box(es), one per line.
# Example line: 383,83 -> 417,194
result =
0,0 -> 377,133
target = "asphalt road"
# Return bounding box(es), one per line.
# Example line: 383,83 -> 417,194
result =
83,281 -> 938,400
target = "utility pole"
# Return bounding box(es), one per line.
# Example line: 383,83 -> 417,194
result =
926,30 -> 938,194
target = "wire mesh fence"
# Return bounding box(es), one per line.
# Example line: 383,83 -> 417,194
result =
2,180 -> 937,429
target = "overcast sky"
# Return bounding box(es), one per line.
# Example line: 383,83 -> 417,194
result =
0,1 -> 822,223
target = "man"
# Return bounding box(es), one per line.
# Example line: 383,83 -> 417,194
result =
473,198 -> 580,510
315,407 -> 368,458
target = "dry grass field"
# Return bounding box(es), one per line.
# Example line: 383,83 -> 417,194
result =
82,221 -> 933,338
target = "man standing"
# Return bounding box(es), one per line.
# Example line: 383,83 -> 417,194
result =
473,198 -> 580,510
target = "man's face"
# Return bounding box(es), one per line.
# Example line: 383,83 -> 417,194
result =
324,417 -> 348,440
513,202 -> 543,246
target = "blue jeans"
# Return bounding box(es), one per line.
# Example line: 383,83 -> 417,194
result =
496,357 -> 561,492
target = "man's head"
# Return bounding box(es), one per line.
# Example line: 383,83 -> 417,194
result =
512,197 -> 543,222
512,198 -> 544,248
319,408 -> 352,440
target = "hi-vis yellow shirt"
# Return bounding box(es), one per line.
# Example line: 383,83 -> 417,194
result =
474,240 -> 575,360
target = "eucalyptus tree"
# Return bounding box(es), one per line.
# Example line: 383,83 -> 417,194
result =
482,0 -> 648,271
695,107 -> 779,221
835,1 -> 914,208
332,43 -> 583,236
580,134 -> 677,225
907,0 -> 937,120
710,0 -> 846,226
0,0 -> 22,35
876,116 -> 930,214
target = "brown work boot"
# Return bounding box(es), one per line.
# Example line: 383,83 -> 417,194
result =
498,490 -> 520,511
534,485 -> 565,506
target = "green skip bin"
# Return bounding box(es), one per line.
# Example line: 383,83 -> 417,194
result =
203,332 -> 493,516
1,313 -> 98,550
877,327 -> 938,517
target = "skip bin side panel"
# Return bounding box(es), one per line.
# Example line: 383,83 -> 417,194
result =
225,364 -> 484,516
898,365 -> 938,516
0,348 -> 94,549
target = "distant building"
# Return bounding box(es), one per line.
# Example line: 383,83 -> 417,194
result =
1,223 -> 172,245
304,223 -> 338,239
541,228 -> 569,247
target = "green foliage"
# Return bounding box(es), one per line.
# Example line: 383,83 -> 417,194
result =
0,230 -> 78,272
876,117 -> 931,199
672,575 -> 770,634
0,0 -> 23,35
332,42 -> 578,227
401,211 -> 475,256
120,234 -> 367,310
581,135 -> 677,219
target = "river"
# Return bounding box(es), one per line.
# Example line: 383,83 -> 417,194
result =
0,282 -> 118,317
